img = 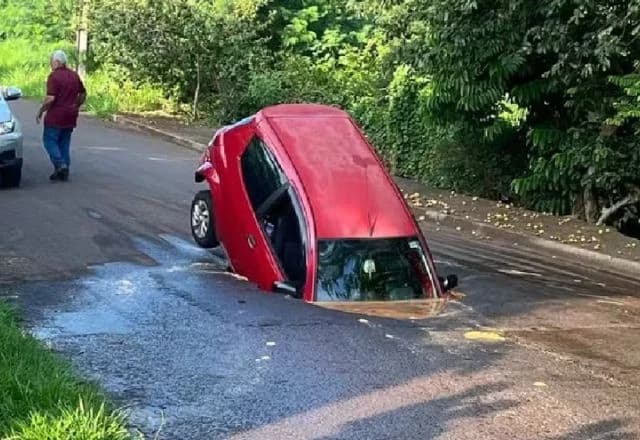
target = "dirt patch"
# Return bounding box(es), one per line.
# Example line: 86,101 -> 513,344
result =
398,178 -> 640,263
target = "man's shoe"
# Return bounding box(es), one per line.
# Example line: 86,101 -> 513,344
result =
59,168 -> 69,181
49,169 -> 62,181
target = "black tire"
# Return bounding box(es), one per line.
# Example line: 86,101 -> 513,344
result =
1,165 -> 21,188
191,190 -> 219,248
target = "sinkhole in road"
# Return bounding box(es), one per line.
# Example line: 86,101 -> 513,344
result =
28,233 -> 462,343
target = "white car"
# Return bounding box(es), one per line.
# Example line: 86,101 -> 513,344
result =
0,86 -> 23,187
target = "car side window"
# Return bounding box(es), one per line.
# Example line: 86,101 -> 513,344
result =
241,137 -> 287,211
240,137 -> 307,290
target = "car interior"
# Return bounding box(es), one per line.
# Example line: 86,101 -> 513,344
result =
261,190 -> 307,291
241,136 -> 307,295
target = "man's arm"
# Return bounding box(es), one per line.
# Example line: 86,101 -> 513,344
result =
77,78 -> 87,107
36,95 -> 55,124
37,74 -> 57,124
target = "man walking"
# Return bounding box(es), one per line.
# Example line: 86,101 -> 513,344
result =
36,50 -> 86,181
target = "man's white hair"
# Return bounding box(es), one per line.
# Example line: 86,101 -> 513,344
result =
51,50 -> 68,65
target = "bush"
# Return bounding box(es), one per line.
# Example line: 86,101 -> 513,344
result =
85,65 -> 175,117
247,55 -> 347,111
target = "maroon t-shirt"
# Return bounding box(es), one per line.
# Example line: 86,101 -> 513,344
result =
44,66 -> 86,129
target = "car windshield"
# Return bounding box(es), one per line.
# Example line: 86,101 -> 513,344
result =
0,100 -> 11,123
315,237 -> 435,302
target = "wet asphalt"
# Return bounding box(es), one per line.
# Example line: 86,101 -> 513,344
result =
1,100 -> 640,439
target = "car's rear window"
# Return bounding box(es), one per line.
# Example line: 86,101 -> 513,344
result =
315,237 -> 435,302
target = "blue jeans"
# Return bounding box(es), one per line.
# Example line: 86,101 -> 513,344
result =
43,126 -> 73,169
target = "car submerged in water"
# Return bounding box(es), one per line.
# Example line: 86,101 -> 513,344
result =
190,104 -> 457,303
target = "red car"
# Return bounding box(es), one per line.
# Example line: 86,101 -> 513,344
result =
190,104 -> 457,302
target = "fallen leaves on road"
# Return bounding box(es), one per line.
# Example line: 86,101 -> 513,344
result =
464,330 -> 505,343
400,181 -> 640,262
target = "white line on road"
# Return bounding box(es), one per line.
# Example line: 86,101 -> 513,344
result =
497,269 -> 543,277
81,146 -> 124,151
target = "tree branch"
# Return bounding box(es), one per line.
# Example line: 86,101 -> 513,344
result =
596,186 -> 640,226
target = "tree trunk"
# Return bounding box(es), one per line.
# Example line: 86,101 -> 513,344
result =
192,61 -> 200,120
572,191 -> 586,220
583,187 -> 599,224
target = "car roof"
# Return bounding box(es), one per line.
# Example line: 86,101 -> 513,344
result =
255,104 -> 418,239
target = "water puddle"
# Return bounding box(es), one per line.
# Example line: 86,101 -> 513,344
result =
30,235 -> 224,341
34,307 -> 133,339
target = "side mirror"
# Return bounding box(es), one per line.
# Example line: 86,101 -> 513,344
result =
439,274 -> 458,292
4,87 -> 22,101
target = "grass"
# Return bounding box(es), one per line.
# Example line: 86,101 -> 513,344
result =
0,39 -> 70,98
0,302 -> 133,440
0,38 -> 175,118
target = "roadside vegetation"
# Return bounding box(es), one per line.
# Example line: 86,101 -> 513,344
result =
2,0 -> 640,232
0,39 -> 173,117
0,302 -> 132,439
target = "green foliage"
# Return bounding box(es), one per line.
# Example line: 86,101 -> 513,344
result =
609,71 -> 640,129
8,403 -> 131,440
256,0 -> 364,53
6,0 -> 640,224
0,39 -> 168,117
247,55 -> 345,109
0,0 -> 74,41
0,39 -> 73,98
0,303 -> 130,439
91,0 -> 268,122
85,65 -> 175,117
394,0 -> 640,217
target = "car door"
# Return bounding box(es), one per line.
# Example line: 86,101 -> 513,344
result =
218,126 -> 286,289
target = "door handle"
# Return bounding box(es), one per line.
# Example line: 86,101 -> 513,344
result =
247,234 -> 256,249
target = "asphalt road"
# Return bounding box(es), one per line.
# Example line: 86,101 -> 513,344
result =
2,100 -> 640,440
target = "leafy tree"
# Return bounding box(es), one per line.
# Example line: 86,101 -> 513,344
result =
392,0 -> 640,223
90,0 -> 268,121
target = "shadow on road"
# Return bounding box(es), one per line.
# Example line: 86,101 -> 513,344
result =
543,419 -> 634,440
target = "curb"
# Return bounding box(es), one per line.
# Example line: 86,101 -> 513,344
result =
531,238 -> 640,276
109,114 -> 640,277
421,209 -> 640,276
111,115 -> 207,153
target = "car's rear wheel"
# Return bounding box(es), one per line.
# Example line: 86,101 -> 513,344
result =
1,165 -> 21,188
191,190 -> 219,248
